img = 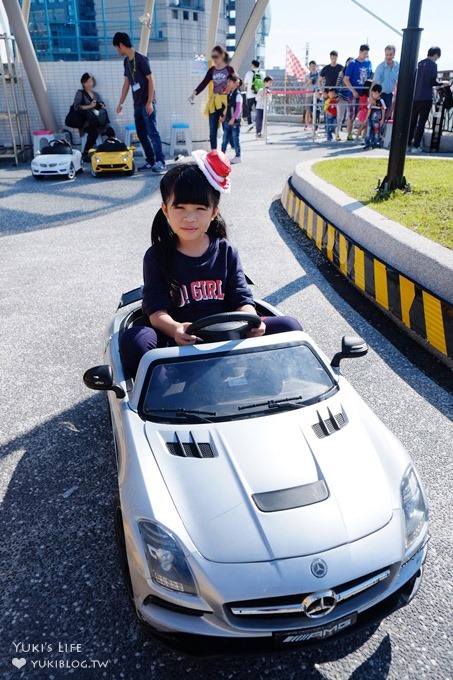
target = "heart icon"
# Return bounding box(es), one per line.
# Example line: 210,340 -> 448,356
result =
12,658 -> 27,669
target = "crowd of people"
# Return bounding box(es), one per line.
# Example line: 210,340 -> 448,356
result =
67,32 -> 446,169
298,43 -> 446,151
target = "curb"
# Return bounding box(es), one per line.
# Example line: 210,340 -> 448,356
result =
281,180 -> 453,367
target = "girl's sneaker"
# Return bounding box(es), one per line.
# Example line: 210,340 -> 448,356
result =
230,156 -> 241,164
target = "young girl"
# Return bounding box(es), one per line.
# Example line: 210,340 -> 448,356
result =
189,45 -> 236,150
221,74 -> 243,163
364,84 -> 386,150
120,150 -> 302,376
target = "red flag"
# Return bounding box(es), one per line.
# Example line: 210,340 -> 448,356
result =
286,46 -> 308,81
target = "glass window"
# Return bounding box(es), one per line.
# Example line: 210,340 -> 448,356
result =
193,12 -> 198,21
171,9 -> 178,18
141,344 -> 336,423
183,10 -> 189,20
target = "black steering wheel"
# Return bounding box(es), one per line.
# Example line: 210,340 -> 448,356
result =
187,312 -> 261,343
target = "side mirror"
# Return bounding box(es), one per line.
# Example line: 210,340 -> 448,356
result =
88,148 -> 95,153
331,335 -> 368,368
129,145 -> 135,151
83,364 -> 125,399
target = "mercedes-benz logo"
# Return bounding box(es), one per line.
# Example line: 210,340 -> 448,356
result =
302,590 -> 338,618
311,558 -> 328,578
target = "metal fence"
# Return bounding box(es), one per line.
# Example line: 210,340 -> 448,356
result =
267,78 -> 453,135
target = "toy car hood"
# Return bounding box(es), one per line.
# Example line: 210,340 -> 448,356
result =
144,389 -> 396,564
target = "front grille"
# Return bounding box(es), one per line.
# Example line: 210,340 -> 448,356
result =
312,410 -> 346,438
98,163 -> 126,169
227,566 -> 391,618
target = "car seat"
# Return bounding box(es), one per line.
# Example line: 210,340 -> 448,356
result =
40,139 -> 73,155
95,137 -> 128,153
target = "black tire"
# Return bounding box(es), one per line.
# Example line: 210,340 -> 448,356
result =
113,495 -> 135,605
125,162 -> 135,177
32,173 -> 43,180
90,168 -> 100,178
66,162 -> 76,180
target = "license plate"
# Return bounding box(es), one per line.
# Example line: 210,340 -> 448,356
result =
273,613 -> 357,645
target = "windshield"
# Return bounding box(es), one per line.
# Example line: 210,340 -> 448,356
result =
141,343 -> 336,423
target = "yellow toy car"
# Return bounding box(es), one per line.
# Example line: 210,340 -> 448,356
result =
89,137 -> 135,177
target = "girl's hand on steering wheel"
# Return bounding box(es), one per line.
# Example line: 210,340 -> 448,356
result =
174,323 -> 198,345
247,321 -> 266,338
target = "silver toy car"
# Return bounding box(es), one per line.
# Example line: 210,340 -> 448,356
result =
31,139 -> 83,180
84,289 -> 429,649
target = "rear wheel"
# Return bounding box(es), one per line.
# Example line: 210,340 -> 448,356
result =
66,162 -> 76,180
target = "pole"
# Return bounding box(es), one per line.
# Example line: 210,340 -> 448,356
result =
139,0 -> 155,56
382,0 -> 423,191
206,0 -> 221,60
230,0 -> 269,72
3,0 -> 57,131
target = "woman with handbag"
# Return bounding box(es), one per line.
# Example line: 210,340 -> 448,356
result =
73,73 -> 115,161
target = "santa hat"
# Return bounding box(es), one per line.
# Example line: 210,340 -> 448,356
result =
192,149 -> 231,193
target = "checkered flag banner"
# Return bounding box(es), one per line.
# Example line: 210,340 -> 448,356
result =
285,46 -> 308,81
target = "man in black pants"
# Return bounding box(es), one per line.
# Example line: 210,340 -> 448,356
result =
409,46 -> 442,153
243,59 -> 260,130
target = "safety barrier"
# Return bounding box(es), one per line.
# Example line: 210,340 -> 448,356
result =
281,179 -> 453,365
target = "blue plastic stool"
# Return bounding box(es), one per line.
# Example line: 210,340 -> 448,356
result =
170,122 -> 192,156
124,124 -> 144,156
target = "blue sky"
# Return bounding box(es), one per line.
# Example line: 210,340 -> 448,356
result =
265,0 -> 452,72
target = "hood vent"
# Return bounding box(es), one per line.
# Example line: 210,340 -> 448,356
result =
312,409 -> 346,439
166,432 -> 215,458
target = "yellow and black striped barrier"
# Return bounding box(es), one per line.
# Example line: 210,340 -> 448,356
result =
281,179 -> 453,365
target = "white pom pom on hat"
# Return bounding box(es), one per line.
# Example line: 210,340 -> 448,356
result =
192,149 -> 231,193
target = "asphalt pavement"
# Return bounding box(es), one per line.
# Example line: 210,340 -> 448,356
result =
1,125 -> 452,680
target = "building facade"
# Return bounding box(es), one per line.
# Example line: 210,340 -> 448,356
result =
225,0 -> 270,76
24,0 -> 229,62
23,0 -> 268,67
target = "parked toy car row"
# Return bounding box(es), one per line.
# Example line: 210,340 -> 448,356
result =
31,138 -> 135,180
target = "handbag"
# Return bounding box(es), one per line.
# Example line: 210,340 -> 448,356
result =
65,104 -> 86,129
86,106 -> 109,128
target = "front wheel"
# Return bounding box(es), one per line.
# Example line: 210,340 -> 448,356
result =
32,173 -> 43,180
113,496 -> 134,605
66,163 -> 76,180
125,162 -> 135,177
90,168 -> 100,178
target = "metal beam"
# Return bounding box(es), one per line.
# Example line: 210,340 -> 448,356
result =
21,0 -> 31,24
3,0 -> 57,131
139,0 -> 155,56
230,0 -> 269,72
206,0 -> 221,59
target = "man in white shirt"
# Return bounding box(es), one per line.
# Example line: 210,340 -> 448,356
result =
372,45 -> 399,120
243,59 -> 260,130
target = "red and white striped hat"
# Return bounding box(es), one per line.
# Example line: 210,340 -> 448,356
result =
192,149 -> 231,193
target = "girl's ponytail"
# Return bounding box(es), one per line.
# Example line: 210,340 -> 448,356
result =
208,212 -> 228,239
151,207 -> 174,246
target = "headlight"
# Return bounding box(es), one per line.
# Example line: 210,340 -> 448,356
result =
139,521 -> 197,595
95,155 -> 102,163
401,466 -> 428,549
122,154 -> 129,162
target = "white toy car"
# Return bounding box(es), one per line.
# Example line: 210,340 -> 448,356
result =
31,139 -> 82,180
83,289 -> 429,651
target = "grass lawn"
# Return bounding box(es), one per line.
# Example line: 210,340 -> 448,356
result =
312,158 -> 453,249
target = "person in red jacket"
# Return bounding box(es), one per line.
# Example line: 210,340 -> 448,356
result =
323,87 -> 339,141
